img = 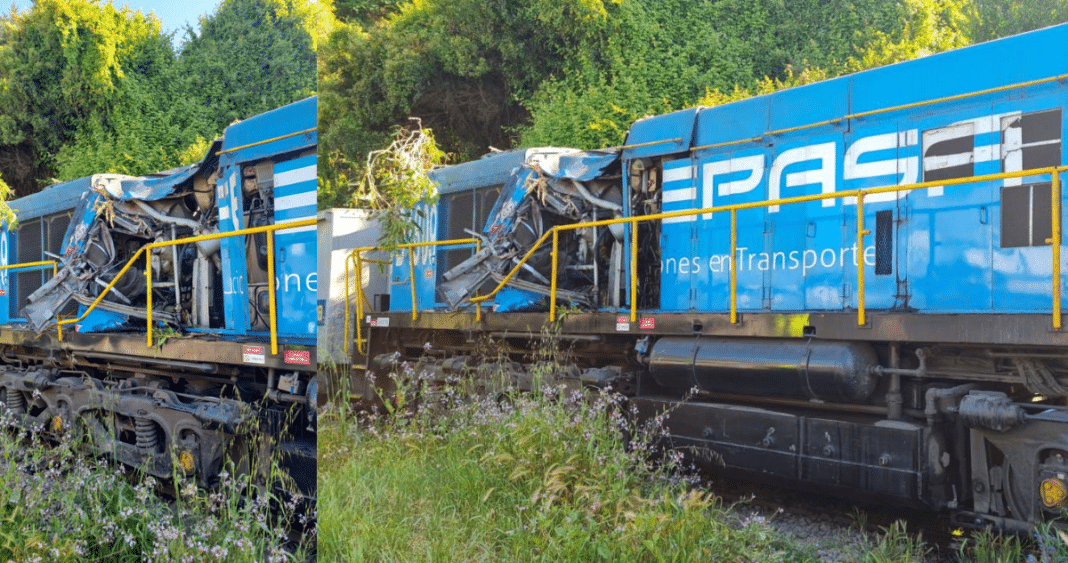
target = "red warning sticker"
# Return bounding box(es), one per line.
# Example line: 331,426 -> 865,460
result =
284,350 -> 311,365
640,317 -> 655,329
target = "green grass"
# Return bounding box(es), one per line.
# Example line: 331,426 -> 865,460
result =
319,381 -> 817,563
320,367 -> 1068,563
0,410 -> 311,562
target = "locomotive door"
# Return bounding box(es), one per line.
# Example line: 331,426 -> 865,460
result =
273,154 -> 318,339
910,114 -> 995,312
841,127 -> 917,312
991,105 -> 1063,313
658,157 -> 698,311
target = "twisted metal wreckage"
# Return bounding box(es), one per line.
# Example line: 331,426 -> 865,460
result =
437,149 -> 626,312
23,165 -> 227,334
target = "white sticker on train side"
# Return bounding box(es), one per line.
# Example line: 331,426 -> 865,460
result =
243,345 -> 266,364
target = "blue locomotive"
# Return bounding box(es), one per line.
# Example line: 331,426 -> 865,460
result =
0,97 -> 318,497
351,23 -> 1068,530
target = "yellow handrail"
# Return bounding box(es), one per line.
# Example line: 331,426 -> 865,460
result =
473,165 -> 1068,327
0,260 -> 60,339
140,218 -> 316,352
0,260 -> 58,276
40,218 -> 315,351
216,128 -> 317,156
348,165 -> 1068,338
345,238 -> 480,355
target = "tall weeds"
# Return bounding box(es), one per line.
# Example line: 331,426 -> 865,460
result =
319,344 -> 808,562
0,408 -> 311,562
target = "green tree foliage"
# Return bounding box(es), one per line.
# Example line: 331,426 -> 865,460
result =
176,0 -> 317,135
969,0 -> 1068,42
320,0 -> 1068,211
358,123 -> 446,248
0,0 -> 317,197
522,0 -> 974,149
0,0 -> 172,195
333,0 -> 403,26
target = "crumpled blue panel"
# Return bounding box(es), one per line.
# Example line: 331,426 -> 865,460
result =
104,165 -> 201,201
74,306 -> 129,333
550,151 -> 619,182
492,287 -> 546,312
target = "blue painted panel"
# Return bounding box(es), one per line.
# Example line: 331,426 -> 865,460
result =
389,200 -> 438,313
694,96 -> 769,149
429,150 -> 527,194
850,25 -> 1068,116
623,108 -> 698,159
215,164 -> 250,333
767,78 -> 850,133
659,158 -> 696,310
273,155 -> 317,337
219,97 -> 316,167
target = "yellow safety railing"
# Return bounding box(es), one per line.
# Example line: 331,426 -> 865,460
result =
47,218 -> 316,353
0,260 -> 60,338
344,165 -> 1068,351
469,166 -> 1068,328
344,238 -> 480,355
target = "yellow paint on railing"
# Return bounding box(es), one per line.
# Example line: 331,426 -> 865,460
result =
0,261 -> 57,276
630,223 -> 639,323
550,230 -> 559,322
1051,172 -> 1063,329
408,248 -> 417,322
145,256 -> 153,347
133,218 -> 315,349
345,238 -> 480,355
57,246 -> 146,341
621,138 -> 684,150
730,209 -> 737,324
349,165 -> 1068,336
266,231 -> 278,354
856,195 -> 870,327
470,231 -> 553,304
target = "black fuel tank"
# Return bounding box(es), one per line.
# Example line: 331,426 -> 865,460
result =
648,337 -> 879,403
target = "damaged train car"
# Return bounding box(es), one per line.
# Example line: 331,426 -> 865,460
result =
351,24 -> 1068,531
0,96 -> 317,498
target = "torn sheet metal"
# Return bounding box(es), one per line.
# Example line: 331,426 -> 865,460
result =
22,166 -> 215,333
437,149 -> 621,312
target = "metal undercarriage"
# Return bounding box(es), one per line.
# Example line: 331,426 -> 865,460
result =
0,326 -> 317,497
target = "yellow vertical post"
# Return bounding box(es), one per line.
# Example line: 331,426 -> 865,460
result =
630,219 -> 638,323
267,231 -> 278,356
550,229 -> 559,322
55,260 -> 62,342
857,193 -> 869,326
730,209 -> 738,324
409,248 -> 418,322
1053,172 -> 1062,330
474,240 -> 482,323
344,253 -> 352,355
355,253 -> 365,354
145,254 -> 153,347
